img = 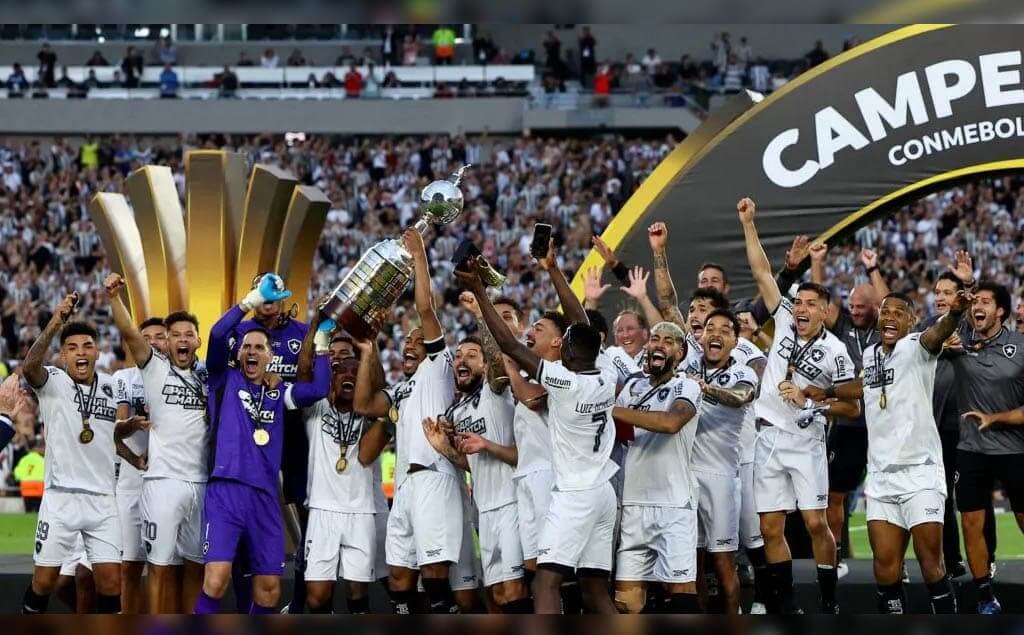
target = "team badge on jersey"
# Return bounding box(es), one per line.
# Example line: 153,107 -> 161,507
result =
288,339 -> 302,355
1004,344 -> 1017,359
102,384 -> 114,398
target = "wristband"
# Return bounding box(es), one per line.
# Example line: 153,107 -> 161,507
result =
0,413 -> 11,427
611,262 -> 630,285
824,385 -> 836,399
866,265 -> 879,275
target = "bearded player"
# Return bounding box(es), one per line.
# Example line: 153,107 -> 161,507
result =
610,321 -> 702,613
422,291 -> 531,612
193,273 -> 332,614
739,197 -> 860,614
457,255 -> 618,615
106,274 -> 210,613
21,294 -> 124,614
111,315 -> 167,614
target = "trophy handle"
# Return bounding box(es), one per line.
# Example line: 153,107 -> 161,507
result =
412,217 -> 430,235
450,164 -> 472,187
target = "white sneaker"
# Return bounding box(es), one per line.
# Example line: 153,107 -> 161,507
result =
749,602 -> 767,614
837,562 -> 849,580
280,603 -> 291,614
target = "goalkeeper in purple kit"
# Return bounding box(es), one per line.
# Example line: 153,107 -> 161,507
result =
193,273 -> 333,614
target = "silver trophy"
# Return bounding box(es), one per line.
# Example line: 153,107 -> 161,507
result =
320,165 -> 502,338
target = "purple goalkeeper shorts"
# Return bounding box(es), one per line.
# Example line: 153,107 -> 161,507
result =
202,478 -> 285,576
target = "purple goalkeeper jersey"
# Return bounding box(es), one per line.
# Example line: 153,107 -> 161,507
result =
232,317 -> 310,383
206,305 -> 329,495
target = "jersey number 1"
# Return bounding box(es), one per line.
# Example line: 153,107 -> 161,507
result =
592,411 -> 607,452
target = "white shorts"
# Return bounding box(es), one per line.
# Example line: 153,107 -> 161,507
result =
515,469 -> 554,561
305,508 -> 376,583
537,482 -> 616,572
479,502 -> 525,587
374,510 -> 389,580
141,478 -> 206,566
754,425 -> 828,513
866,489 -> 946,531
116,463 -> 146,562
616,504 -> 697,584
59,536 -> 92,577
451,512 -> 481,591
694,469 -> 740,553
35,488 -> 121,568
386,470 -> 463,568
739,462 -> 764,548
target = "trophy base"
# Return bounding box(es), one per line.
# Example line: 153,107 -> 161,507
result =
335,304 -> 377,341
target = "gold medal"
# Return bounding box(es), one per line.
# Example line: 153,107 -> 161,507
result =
335,456 -> 348,473
79,427 -> 94,444
879,393 -> 887,410
253,429 -> 270,446
389,406 -> 399,424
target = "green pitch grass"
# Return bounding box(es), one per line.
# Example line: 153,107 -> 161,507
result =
1,511 -> 1023,559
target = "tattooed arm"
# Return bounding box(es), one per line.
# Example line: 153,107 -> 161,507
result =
24,293 -> 77,389
700,381 -> 756,408
647,223 -> 687,330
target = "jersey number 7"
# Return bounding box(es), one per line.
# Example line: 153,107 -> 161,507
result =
592,411 -> 607,453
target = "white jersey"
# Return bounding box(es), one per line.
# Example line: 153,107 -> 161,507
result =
113,367 -> 148,457
513,389 -> 552,479
730,338 -> 766,464
683,357 -> 760,476
304,398 -> 375,514
862,334 -> 944,474
138,352 -> 209,482
449,384 -> 516,512
679,332 -> 703,371
392,338 -> 457,486
755,299 -> 856,435
34,367 -> 119,495
385,377 -> 414,489
618,372 -> 701,506
536,359 -> 618,492
603,345 -> 642,385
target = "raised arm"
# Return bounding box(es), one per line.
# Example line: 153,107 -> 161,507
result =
698,380 -> 756,408
459,292 -> 509,394
352,338 -> 391,418
540,239 -> 588,327
612,398 -> 697,434
620,266 -> 664,330
294,321 -> 318,383
582,266 -> 611,311
287,321 -> 335,408
921,289 -> 970,355
457,260 -> 542,378
591,234 -> 632,288
504,356 -> 548,413
737,197 -> 782,313
209,272 -> 293,376
23,293 -> 77,389
646,223 -> 688,329
104,273 -> 153,368
860,249 -> 891,298
403,228 -> 442,342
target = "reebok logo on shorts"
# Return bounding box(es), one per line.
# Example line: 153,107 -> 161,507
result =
537,548 -> 550,556
716,538 -> 734,546
817,494 -> 827,503
925,507 -> 940,515
426,549 -> 442,557
673,569 -> 690,577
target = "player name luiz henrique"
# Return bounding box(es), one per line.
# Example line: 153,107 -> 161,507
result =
762,49 -> 1024,188
575,397 -> 616,414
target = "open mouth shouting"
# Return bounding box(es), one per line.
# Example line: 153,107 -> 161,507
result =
689,320 -> 703,338
973,309 -> 987,326
340,380 -> 355,392
455,365 -> 473,383
706,336 -> 724,355
525,334 -> 536,349
74,358 -> 89,373
402,351 -> 419,373
243,355 -> 259,374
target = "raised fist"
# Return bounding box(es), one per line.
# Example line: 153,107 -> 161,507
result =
647,222 -> 668,251
104,273 -> 126,299
737,197 -> 756,224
